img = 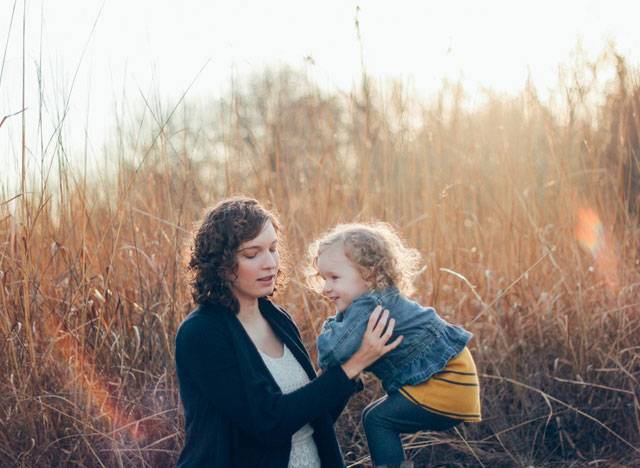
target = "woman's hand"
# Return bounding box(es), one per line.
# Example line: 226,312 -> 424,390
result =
340,306 -> 403,379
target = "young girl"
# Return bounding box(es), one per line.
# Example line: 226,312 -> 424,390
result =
309,223 -> 481,468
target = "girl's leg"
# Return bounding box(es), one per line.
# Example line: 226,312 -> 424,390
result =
362,392 -> 461,466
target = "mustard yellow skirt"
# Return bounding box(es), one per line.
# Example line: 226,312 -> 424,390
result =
399,347 -> 481,422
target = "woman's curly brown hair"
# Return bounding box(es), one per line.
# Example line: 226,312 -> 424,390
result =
187,197 -> 286,313
308,222 -> 422,296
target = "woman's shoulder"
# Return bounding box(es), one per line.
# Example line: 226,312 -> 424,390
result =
174,305 -> 237,370
176,303 -> 232,343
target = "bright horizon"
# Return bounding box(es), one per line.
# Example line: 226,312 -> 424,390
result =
2,0 -> 640,192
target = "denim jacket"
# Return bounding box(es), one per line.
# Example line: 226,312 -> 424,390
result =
317,286 -> 472,393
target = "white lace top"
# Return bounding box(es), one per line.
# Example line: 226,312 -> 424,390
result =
258,344 -> 322,468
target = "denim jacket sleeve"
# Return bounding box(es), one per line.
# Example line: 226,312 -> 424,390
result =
316,294 -> 377,369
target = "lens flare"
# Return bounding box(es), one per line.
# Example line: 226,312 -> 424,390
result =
44,313 -> 145,440
575,207 -> 619,293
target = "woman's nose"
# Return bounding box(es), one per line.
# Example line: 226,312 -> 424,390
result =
264,251 -> 278,269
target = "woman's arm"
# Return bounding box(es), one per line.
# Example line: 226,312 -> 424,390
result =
176,307 -> 399,446
274,303 -> 362,424
176,315 -> 359,447
325,307 -> 402,423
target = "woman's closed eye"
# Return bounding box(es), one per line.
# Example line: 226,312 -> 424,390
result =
242,249 -> 259,259
242,246 -> 277,259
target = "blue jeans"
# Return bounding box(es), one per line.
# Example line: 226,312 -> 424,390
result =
362,392 -> 461,466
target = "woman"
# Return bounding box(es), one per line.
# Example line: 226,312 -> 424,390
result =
175,197 -> 402,467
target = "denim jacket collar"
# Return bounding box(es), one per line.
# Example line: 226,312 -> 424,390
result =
367,285 -> 400,304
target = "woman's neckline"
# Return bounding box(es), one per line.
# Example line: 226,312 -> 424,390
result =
259,343 -> 287,360
235,300 -> 286,359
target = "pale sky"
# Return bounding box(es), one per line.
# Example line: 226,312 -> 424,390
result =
1,0 -> 640,191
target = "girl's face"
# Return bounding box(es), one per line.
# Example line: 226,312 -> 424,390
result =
316,243 -> 369,313
231,221 -> 279,310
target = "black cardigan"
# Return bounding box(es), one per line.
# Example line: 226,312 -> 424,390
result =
174,298 -> 361,467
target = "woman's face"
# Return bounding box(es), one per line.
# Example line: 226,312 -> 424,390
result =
231,221 -> 279,309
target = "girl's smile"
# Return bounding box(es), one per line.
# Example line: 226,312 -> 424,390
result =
316,243 -> 369,312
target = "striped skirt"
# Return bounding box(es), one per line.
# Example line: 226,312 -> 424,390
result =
399,346 -> 481,422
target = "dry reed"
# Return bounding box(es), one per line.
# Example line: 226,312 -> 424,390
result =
1,51 -> 639,467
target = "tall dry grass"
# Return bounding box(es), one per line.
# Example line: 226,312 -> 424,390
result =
2,53 -> 640,466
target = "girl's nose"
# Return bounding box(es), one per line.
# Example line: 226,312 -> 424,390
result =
322,281 -> 331,294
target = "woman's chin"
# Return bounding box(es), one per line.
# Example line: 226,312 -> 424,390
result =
257,284 -> 276,296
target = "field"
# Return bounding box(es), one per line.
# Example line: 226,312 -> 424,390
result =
1,53 -> 640,466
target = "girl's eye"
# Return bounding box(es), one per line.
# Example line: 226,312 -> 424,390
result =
244,253 -> 258,259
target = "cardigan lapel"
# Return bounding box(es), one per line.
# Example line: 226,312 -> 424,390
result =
221,299 -> 318,384
259,299 -> 318,380
220,302 -> 281,387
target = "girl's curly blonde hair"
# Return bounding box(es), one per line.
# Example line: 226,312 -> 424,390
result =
308,222 -> 422,296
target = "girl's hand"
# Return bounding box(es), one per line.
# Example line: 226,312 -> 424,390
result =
340,306 -> 403,379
